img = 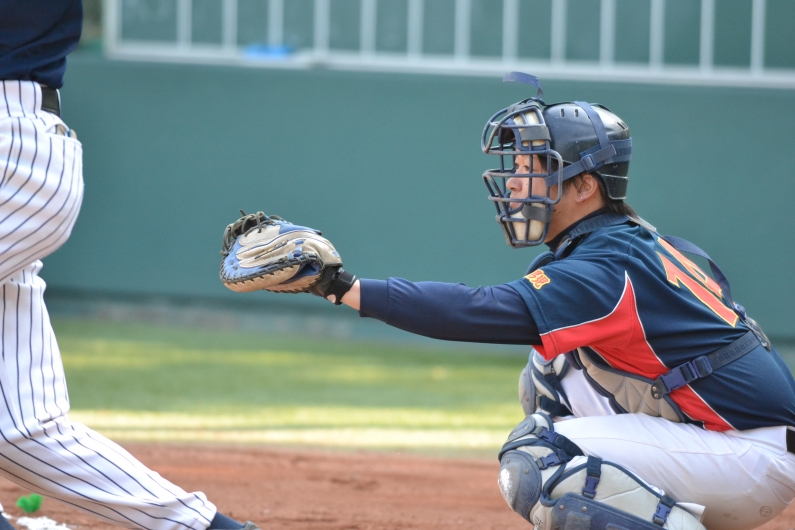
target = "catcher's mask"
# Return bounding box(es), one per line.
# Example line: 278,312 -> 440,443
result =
481,72 -> 632,247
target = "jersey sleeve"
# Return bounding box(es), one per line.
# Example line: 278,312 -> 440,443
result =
507,256 -> 632,359
358,278 -> 542,345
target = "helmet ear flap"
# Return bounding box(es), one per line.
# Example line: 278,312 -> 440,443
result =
599,173 -> 628,201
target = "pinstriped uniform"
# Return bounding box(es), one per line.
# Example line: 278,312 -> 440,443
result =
0,80 -> 217,530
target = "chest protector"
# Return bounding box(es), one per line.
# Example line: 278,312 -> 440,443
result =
570,347 -> 686,422
531,213 -> 768,424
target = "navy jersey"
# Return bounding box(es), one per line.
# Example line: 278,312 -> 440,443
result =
0,0 -> 83,88
509,221 -> 795,432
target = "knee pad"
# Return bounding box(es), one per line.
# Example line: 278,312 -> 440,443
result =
519,349 -> 572,418
498,450 -> 542,522
497,416 -> 706,530
498,413 -> 583,523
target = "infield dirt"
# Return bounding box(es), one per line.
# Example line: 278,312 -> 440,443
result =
0,443 -> 792,530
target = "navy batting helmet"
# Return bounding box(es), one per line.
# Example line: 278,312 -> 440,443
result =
482,72 -> 632,247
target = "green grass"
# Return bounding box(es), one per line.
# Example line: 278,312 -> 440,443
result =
54,319 -> 529,456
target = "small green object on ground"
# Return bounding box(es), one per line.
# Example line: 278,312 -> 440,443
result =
16,493 -> 43,513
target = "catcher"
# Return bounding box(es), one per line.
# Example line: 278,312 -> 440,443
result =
220,73 -> 795,530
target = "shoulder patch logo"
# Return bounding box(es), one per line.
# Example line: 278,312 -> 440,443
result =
525,269 -> 551,290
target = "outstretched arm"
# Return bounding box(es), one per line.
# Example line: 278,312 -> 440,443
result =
340,278 -> 541,345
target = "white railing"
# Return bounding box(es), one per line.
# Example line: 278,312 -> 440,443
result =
104,0 -> 795,89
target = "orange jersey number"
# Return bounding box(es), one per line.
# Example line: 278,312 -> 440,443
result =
656,240 -> 738,327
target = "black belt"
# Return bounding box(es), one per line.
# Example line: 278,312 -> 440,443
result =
787,429 -> 795,454
41,86 -> 60,117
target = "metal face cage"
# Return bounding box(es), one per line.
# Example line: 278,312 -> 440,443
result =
481,101 -> 564,248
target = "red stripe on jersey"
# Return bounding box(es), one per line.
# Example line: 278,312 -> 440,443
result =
537,274 -> 733,431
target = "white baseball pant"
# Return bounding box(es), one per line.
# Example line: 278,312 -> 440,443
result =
557,365 -> 795,530
0,80 -> 217,530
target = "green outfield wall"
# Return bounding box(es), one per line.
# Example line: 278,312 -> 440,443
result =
45,54 -> 795,338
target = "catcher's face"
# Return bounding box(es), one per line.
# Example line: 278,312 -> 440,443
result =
508,155 -> 558,205
505,154 -> 559,243
509,154 -> 606,243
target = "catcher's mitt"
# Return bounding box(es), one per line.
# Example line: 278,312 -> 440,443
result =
220,211 -> 343,293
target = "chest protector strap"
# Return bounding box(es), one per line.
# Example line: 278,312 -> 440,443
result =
651,330 -> 759,399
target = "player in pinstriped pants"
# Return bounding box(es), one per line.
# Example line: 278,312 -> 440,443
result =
0,81 -> 254,530
2,1 -> 260,527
